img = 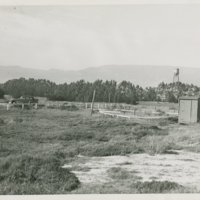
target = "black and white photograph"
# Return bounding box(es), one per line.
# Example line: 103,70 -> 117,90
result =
1,0 -> 200,197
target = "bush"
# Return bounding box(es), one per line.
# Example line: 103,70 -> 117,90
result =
60,104 -> 79,111
131,125 -> 168,140
82,142 -> 143,157
141,135 -> 175,155
59,129 -> 94,141
132,181 -> 184,193
107,167 -> 132,180
0,118 -> 4,126
0,155 -> 80,194
167,117 -> 178,123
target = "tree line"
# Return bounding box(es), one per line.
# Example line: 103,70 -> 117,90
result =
0,78 -> 200,104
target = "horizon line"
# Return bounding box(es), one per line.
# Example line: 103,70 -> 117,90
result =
0,64 -> 199,71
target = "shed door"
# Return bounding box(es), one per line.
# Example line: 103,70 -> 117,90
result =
179,100 -> 192,123
191,100 -> 198,123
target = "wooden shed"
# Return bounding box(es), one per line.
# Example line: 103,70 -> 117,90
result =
178,96 -> 200,123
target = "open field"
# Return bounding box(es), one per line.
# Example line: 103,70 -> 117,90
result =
0,104 -> 200,194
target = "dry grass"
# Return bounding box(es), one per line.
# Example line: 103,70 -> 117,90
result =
0,154 -> 80,194
0,106 -> 198,194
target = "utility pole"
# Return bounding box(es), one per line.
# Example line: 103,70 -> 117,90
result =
91,90 -> 96,116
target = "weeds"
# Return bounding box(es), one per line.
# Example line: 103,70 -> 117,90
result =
0,118 -> 4,125
132,181 -> 184,193
141,135 -> 175,155
81,142 -> 143,156
0,154 -> 80,194
118,161 -> 132,165
107,167 -> 140,180
59,129 -> 94,141
60,104 -> 79,111
0,107 -> 188,194
131,125 -> 168,140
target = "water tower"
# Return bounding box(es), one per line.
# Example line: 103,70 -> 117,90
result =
173,68 -> 180,83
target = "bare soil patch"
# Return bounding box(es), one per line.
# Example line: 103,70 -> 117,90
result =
65,150 -> 200,191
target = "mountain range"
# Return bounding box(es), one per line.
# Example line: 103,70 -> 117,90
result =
0,65 -> 199,87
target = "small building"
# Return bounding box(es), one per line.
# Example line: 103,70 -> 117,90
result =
178,96 -> 200,123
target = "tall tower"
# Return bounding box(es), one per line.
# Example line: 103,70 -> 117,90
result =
173,68 -> 180,83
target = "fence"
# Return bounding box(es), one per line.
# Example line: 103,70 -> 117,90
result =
1,99 -> 179,117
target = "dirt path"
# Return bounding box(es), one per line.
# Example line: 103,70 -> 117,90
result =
63,150 -> 200,190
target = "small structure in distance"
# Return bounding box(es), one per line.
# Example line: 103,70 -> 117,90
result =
10,95 -> 38,104
7,95 -> 38,110
178,96 -> 200,124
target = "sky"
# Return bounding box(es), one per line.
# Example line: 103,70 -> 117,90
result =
0,4 -> 200,70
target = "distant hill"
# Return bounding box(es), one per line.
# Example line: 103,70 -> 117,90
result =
0,65 -> 200,87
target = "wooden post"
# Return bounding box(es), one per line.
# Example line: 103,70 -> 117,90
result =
91,90 -> 96,116
35,103 -> 38,109
22,103 -> 24,110
85,103 -> 87,109
7,103 -> 10,111
108,93 -> 111,103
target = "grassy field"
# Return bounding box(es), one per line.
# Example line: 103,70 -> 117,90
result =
0,105 -> 200,194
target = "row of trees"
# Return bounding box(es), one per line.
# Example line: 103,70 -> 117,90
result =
1,78 -> 200,104
0,87 -> 4,98
156,82 -> 200,102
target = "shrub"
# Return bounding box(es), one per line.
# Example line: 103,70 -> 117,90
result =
107,167 -> 132,180
132,181 -> 184,193
156,109 -> 165,115
131,125 -> 168,140
59,129 -> 94,141
82,142 -> 143,157
167,117 -> 178,123
60,104 -> 79,111
141,135 -> 175,155
0,118 -> 4,126
46,105 -> 57,109
0,155 -> 80,194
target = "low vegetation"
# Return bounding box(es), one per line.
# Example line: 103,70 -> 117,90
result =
0,106 -> 196,194
0,154 -> 80,194
132,181 -> 184,193
73,168 -> 187,194
0,87 -> 4,98
107,167 -> 141,180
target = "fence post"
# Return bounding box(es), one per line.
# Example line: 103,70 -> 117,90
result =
7,103 -> 10,111
91,90 -> 96,116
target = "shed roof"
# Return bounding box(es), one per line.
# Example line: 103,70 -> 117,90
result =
179,96 -> 200,100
